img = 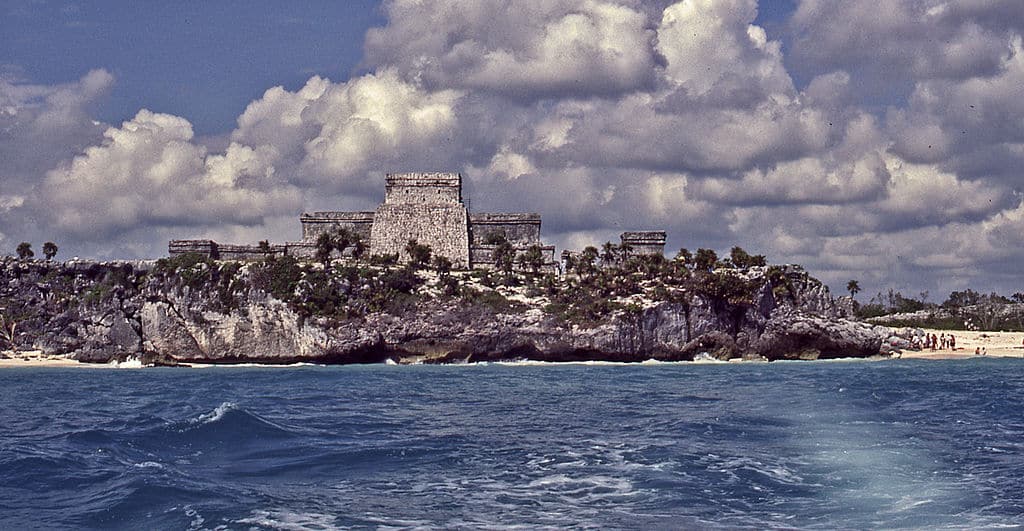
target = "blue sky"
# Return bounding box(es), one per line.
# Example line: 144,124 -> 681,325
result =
2,0 -> 1023,300
2,0 -> 384,135
2,0 -> 804,136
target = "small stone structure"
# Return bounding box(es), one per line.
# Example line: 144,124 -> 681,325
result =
169,172 -> 556,271
620,231 -> 667,256
560,230 -> 668,271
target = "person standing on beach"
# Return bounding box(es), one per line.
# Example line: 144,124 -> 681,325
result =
950,335 -> 956,350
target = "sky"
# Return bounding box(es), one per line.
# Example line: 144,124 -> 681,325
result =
2,0 -> 1023,302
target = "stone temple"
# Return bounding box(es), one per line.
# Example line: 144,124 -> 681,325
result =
170,172 -> 559,270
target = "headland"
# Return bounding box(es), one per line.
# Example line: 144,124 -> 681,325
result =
0,172 -> 939,366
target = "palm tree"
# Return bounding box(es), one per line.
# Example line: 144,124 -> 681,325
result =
619,242 -> 632,263
520,244 -> 545,275
43,242 -> 58,261
847,280 -> 861,299
315,233 -> 334,266
16,242 -> 33,260
576,246 -> 599,279
600,242 -> 616,267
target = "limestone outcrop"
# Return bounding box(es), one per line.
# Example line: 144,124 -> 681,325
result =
0,257 -> 890,365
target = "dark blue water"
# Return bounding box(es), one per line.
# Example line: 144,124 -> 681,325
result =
2,359 -> 1023,530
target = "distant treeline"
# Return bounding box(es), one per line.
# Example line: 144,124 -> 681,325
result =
857,288 -> 1024,331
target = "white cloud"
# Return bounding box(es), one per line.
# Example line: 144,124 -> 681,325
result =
2,0 -> 1024,298
364,0 -> 659,98
37,110 -> 302,238
657,0 -> 792,99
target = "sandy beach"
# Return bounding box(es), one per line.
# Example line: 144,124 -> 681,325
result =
899,329 -> 1024,360
0,350 -> 86,367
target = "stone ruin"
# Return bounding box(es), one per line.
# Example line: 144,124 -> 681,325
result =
170,172 -> 559,271
170,171 -> 673,273
559,231 -> 667,270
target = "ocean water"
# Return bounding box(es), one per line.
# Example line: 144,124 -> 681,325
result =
1,360 -> 1023,530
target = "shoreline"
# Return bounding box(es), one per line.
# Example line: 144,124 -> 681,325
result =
896,329 -> 1024,360
0,350 -> 89,367
6,329 -> 1024,368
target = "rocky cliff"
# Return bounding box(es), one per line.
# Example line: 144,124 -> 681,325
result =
0,255 -> 889,364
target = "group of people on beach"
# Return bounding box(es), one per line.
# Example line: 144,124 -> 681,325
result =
911,333 -> 956,351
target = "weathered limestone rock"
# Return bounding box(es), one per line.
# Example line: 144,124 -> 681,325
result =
1,258 -> 888,365
753,310 -> 883,359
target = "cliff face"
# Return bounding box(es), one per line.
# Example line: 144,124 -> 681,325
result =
0,257 -> 887,364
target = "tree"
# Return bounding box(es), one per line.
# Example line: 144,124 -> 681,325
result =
519,244 -> 545,275
42,241 -> 58,261
563,253 -> 577,276
943,289 -> 981,309
332,229 -> 353,255
729,246 -> 752,268
16,242 -> 33,260
493,241 -> 516,274
315,233 -> 334,266
675,248 -> 693,266
258,240 -> 271,253
619,242 -> 632,262
405,239 -> 432,268
694,248 -> 717,273
847,280 -> 861,299
1012,292 -> 1024,304
432,255 -> 452,278
576,246 -> 599,279
0,314 -> 17,349
600,242 -> 617,267
351,238 -> 366,259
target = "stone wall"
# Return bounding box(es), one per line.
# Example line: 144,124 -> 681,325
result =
370,173 -> 470,267
169,171 -> 558,272
217,244 -> 285,261
169,240 -> 216,257
371,204 -> 470,267
169,240 -> 286,261
621,231 -> 667,257
300,211 -> 374,242
468,212 -> 542,245
384,172 -> 462,205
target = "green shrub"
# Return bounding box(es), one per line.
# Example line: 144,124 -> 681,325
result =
251,256 -> 303,300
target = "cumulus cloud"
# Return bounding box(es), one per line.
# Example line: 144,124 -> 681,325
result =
790,0 -> 1020,101
36,110 -> 302,238
364,0 -> 660,99
889,36 -> 1024,170
0,69 -> 113,194
3,0 -> 1024,297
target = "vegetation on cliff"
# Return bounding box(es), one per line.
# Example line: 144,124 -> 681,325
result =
1,241 -> 880,363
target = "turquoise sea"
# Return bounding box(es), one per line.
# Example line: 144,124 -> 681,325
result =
1,359 -> 1023,529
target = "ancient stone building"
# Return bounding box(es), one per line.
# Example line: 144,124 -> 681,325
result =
370,173 -> 471,268
170,172 -> 556,270
559,230 -> 668,271
620,231 -> 667,256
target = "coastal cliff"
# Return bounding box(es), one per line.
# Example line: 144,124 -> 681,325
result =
0,255 -> 889,364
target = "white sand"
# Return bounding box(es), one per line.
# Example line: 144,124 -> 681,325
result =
900,329 -> 1024,359
0,350 -> 85,367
